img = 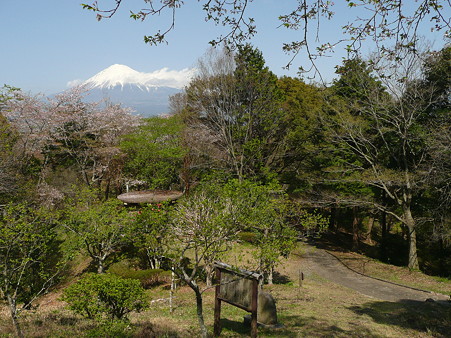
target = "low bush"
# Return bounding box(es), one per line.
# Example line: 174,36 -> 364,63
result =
108,262 -> 172,288
61,273 -> 148,320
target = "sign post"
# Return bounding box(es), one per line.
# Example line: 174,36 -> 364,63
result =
213,262 -> 262,337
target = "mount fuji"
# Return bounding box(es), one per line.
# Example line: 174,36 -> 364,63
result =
81,64 -> 194,117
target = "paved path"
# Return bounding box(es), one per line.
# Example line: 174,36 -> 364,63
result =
302,245 -> 450,304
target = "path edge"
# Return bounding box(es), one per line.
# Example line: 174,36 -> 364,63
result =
322,249 -> 450,299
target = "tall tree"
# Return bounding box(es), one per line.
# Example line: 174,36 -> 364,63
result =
328,49 -> 447,269
166,182 -> 243,338
420,46 -> 451,272
65,191 -> 133,273
0,203 -> 68,338
120,115 -> 186,190
0,85 -> 43,204
276,76 -> 326,192
233,44 -> 286,178
184,46 -> 285,181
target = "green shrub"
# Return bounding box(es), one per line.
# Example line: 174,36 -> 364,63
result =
108,262 -> 172,288
61,273 -> 148,320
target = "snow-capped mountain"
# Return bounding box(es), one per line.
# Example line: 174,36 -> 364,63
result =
81,64 -> 194,116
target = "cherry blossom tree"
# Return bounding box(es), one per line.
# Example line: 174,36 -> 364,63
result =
4,86 -> 140,198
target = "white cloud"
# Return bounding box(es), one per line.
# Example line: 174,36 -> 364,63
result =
142,67 -> 197,88
66,79 -> 83,88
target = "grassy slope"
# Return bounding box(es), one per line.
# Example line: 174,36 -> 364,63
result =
0,242 -> 450,337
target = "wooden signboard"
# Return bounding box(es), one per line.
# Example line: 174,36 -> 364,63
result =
213,262 -> 262,337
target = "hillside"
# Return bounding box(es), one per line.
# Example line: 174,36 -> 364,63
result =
1,241 -> 449,337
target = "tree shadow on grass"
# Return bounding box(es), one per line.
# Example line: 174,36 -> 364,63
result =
348,299 -> 451,336
220,317 -> 300,337
273,271 -> 291,285
263,315 -> 377,337
134,322 -> 182,337
220,318 -> 250,336
220,314 -> 377,337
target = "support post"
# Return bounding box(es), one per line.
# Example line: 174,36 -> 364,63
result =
170,270 -> 175,314
251,278 -> 258,338
214,267 -> 222,336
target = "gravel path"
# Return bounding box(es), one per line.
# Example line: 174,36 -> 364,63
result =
301,245 -> 450,304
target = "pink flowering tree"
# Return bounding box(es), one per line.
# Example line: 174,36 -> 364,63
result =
5,86 -> 140,199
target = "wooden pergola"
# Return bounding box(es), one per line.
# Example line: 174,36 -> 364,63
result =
117,190 -> 183,204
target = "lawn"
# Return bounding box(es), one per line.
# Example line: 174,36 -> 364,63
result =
0,242 -> 450,337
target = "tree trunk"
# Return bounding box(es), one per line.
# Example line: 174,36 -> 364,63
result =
380,210 -> 388,262
258,257 -> 265,288
194,288 -> 208,338
7,294 -> 24,338
148,256 -> 156,270
267,266 -> 274,285
407,226 -> 419,270
365,216 -> 375,245
180,154 -> 193,195
403,204 -> 419,270
352,207 -> 360,251
439,237 -> 445,274
330,207 -> 338,231
97,258 -> 105,274
104,178 -> 111,200
380,191 -> 388,262
146,250 -> 160,270
82,169 -> 90,187
205,263 -> 213,288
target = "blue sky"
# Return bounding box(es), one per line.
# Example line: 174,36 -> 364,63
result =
1,0 -> 448,94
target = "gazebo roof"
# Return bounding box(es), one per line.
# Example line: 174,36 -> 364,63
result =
117,190 -> 183,204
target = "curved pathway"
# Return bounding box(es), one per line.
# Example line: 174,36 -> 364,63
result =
301,245 -> 450,304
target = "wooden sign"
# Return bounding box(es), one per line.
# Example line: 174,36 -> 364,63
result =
213,262 -> 262,337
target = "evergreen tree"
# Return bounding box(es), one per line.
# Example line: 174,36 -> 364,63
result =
184,45 -> 285,181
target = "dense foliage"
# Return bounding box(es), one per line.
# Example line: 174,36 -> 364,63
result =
120,115 -> 185,189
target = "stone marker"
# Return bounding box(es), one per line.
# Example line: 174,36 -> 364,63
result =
244,291 -> 279,327
257,292 -> 278,325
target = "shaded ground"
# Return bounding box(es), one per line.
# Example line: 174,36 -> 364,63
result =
301,243 -> 450,304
